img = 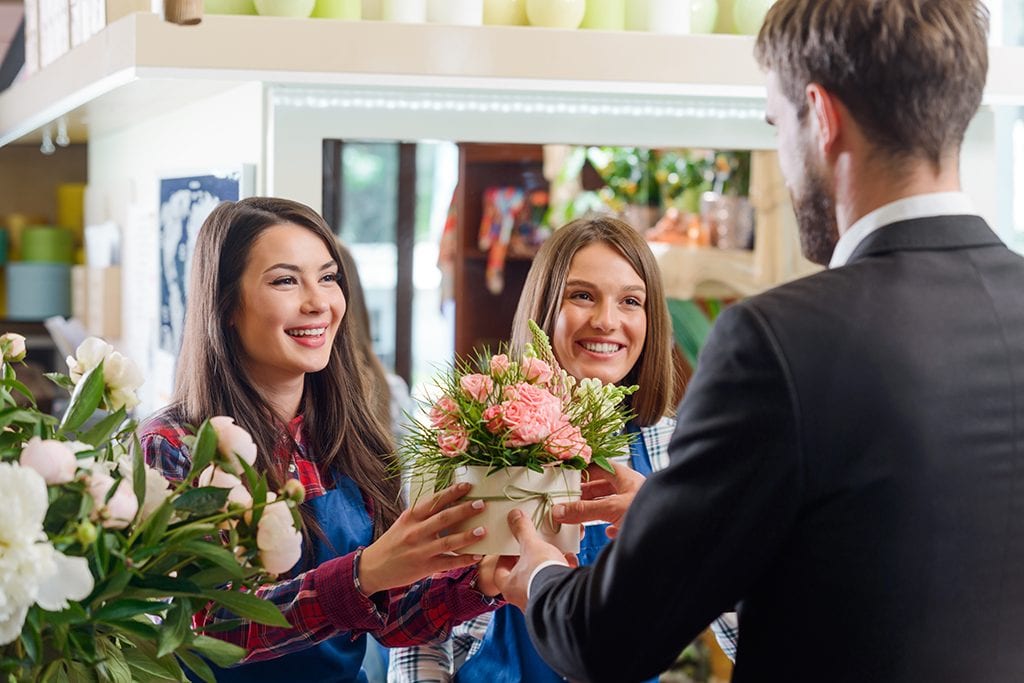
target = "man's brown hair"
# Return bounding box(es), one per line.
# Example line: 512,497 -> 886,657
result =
755,0 -> 989,166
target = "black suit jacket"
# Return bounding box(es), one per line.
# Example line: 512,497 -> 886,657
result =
527,216 -> 1024,682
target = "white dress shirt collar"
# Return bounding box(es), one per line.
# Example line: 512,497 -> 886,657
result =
829,192 -> 979,268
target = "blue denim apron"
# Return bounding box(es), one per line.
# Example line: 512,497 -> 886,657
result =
199,474 -> 375,683
455,424 -> 656,683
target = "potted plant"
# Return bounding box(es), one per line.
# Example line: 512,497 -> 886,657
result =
399,322 -> 637,555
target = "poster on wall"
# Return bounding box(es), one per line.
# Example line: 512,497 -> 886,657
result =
158,167 -> 255,356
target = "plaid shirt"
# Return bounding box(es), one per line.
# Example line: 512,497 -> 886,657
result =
139,409 -> 500,664
389,417 -> 740,681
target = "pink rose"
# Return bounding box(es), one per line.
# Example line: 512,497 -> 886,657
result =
20,437 -> 77,485
503,384 -> 564,426
489,354 -> 510,376
481,404 -> 504,434
429,395 -> 460,429
438,428 -> 469,457
521,357 -> 553,385
460,373 -> 494,403
506,414 -> 554,447
545,423 -> 592,463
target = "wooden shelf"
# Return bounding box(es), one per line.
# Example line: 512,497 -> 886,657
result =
4,12 -> 1023,147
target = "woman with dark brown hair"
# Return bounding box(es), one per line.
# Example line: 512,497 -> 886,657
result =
139,197 -> 501,682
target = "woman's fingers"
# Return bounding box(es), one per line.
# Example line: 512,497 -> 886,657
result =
411,481 -> 473,520
420,497 -> 486,537
426,525 -> 488,556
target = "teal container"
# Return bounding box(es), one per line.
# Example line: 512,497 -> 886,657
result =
21,226 -> 73,263
0,228 -> 7,265
7,262 -> 72,320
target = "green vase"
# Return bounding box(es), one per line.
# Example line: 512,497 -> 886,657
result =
525,0 -> 584,28
312,0 -> 361,17
204,0 -> 256,14
690,0 -> 717,33
581,0 -> 625,30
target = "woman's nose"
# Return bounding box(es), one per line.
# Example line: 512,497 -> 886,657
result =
590,301 -> 617,331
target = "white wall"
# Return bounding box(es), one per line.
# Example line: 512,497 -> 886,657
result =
86,82 -> 264,415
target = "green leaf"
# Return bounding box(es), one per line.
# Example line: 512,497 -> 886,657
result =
39,602 -> 88,626
78,407 -> 128,448
139,497 -> 175,548
187,421 -> 219,481
102,618 -> 160,641
178,540 -> 244,580
0,377 -> 36,406
172,487 -> 230,518
96,638 -> 132,683
176,650 -> 215,683
122,637 -> 186,681
92,599 -> 170,623
45,372 -> 76,392
19,609 -> 42,664
89,569 -> 132,607
128,575 -> 202,598
189,636 -> 247,668
201,589 -> 290,628
132,438 -> 146,510
59,360 -> 106,433
156,601 -> 192,658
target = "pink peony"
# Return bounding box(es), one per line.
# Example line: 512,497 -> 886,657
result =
489,354 -> 510,376
460,373 -> 494,403
87,472 -> 139,529
19,437 -> 77,485
210,416 -> 258,473
481,404 -> 504,434
500,387 -> 565,447
521,357 -> 553,385
438,428 -> 470,457
257,492 -> 303,575
429,395 -> 460,430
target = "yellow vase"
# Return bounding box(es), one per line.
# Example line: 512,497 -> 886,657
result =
526,0 -> 584,29
483,0 -> 526,25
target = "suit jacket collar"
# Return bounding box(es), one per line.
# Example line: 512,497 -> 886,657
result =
846,215 -> 1003,265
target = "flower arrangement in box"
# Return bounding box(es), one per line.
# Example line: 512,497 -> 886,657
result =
399,322 -> 637,555
0,333 -> 302,682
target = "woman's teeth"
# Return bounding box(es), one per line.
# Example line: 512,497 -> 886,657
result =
286,328 -> 325,337
581,342 -> 620,354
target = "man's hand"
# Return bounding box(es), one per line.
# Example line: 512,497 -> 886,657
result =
551,460 -> 645,539
496,509 -> 574,611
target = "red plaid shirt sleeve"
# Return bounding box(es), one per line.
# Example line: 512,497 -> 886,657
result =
138,411 -> 500,663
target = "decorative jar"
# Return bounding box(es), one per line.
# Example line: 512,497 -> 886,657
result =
483,0 -> 526,25
525,0 -> 584,29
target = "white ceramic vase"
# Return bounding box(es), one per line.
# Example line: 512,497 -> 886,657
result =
483,0 -> 526,25
451,465 -> 582,555
647,0 -> 690,34
525,0 -> 584,29
382,0 -> 426,22
427,0 -> 483,25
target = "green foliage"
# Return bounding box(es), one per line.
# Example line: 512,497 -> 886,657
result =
0,339 -> 300,682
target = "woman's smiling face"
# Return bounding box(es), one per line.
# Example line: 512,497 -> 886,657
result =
232,223 -> 346,387
553,242 -> 647,385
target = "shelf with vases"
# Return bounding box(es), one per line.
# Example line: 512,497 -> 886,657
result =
2,11 -> 1023,147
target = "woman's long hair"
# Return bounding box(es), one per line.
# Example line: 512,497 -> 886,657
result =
510,215 -> 679,425
173,197 -> 402,543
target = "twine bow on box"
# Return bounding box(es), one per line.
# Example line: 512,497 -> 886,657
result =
466,483 -> 580,534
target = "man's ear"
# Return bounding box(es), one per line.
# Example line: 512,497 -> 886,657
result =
805,83 -> 842,159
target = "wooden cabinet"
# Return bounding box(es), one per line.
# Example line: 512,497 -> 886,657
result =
454,143 -> 545,358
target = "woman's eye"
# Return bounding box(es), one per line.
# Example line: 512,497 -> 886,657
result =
272,276 -> 297,286
623,297 -> 644,307
321,272 -> 339,283
568,291 -> 593,301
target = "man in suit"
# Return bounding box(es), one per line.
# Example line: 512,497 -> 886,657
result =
494,1 -> 1024,681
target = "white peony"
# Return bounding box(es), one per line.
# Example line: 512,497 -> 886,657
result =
19,437 -> 78,485
66,337 -> 144,412
34,553 -> 94,612
86,472 -> 139,529
256,492 -> 302,576
0,332 -> 26,362
0,463 -> 60,644
209,416 -> 258,473
198,465 -> 253,511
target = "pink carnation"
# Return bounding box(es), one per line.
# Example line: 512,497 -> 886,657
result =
482,404 -> 504,434
460,373 -> 494,403
521,357 -> 553,385
545,422 -> 592,463
429,395 -> 460,429
500,384 -> 565,447
438,428 -> 469,457
489,354 -> 510,376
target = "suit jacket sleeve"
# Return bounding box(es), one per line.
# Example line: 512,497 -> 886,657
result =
525,303 -> 803,682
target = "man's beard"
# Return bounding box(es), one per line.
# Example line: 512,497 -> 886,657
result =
793,167 -> 840,266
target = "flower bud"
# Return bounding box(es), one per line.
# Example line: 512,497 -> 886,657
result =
0,332 -> 26,362
76,520 -> 98,547
283,478 -> 305,504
